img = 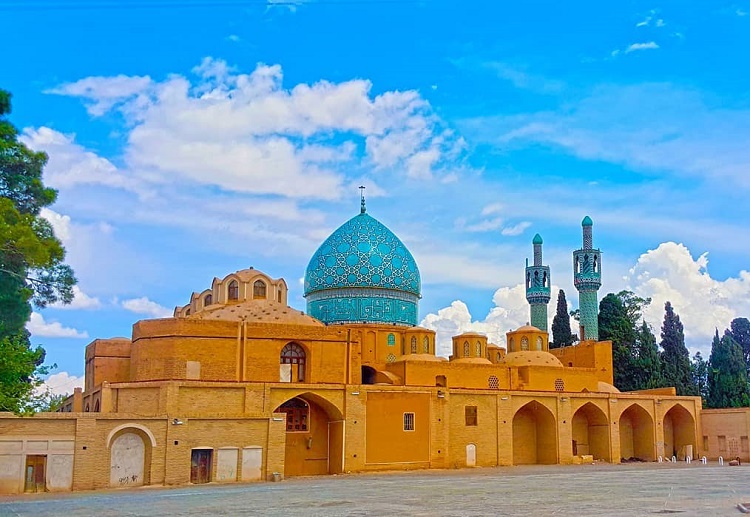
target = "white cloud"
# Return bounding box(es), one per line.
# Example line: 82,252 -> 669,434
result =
22,127 -> 138,193
625,242 -> 750,353
47,75 -> 152,116
26,313 -> 89,339
37,372 -> 85,397
421,284 -> 577,357
737,8 -> 747,16
50,286 -> 102,310
625,42 -> 660,53
49,60 -> 462,199
121,297 -> 172,318
501,221 -> 532,236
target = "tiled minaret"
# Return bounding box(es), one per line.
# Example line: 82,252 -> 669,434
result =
525,234 -> 551,331
573,216 -> 602,341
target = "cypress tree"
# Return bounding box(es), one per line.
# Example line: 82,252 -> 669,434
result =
633,321 -> 662,389
550,290 -> 575,349
659,302 -> 694,396
691,351 -> 709,403
707,330 -> 750,408
728,317 -> 750,375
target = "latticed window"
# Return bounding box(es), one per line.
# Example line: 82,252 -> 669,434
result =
387,353 -> 396,363
204,294 -> 212,307
465,406 -> 478,426
554,378 -> 564,391
475,341 -> 482,357
521,337 -> 529,351
281,343 -> 306,382
387,333 -> 396,346
228,280 -> 239,301
403,412 -> 415,431
253,280 -> 266,299
279,398 -> 309,432
463,341 -> 470,357
423,337 -> 429,353
536,336 -> 543,351
411,336 -> 417,353
488,375 -> 499,389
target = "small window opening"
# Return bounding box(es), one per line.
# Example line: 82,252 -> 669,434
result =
228,280 -> 239,301
253,280 -> 267,299
465,406 -> 478,426
403,412 -> 415,431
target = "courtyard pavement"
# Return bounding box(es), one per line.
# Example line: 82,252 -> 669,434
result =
1,463 -> 749,516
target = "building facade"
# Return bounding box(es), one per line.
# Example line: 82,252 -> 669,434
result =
0,205 -> 735,495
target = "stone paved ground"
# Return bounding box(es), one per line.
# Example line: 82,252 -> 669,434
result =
1,463 -> 749,517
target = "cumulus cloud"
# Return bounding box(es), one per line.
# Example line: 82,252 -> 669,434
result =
50,286 -> 102,310
37,372 -> 85,397
625,42 -> 660,53
26,313 -> 89,339
121,297 -> 172,318
625,242 -> 750,352
49,59 -> 462,199
421,284 -> 576,357
501,222 -> 532,236
46,75 -> 152,116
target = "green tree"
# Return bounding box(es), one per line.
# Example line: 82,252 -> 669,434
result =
707,330 -> 750,408
728,317 -> 750,375
551,289 -> 575,349
632,321 -> 662,389
598,290 -> 656,392
691,351 -> 709,403
0,89 -> 76,412
659,301 -> 695,396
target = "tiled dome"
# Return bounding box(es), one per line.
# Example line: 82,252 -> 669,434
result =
304,209 -> 421,326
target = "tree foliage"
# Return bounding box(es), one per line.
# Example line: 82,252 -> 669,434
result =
598,290 -> 656,391
691,351 -> 709,403
0,88 -> 76,412
659,302 -> 695,396
551,289 -> 575,349
707,330 -> 750,408
728,317 -> 750,376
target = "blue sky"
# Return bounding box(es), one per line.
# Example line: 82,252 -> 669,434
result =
3,0 -> 750,394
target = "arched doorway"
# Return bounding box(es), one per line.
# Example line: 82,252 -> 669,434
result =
512,401 -> 557,465
619,404 -> 654,461
663,404 -> 696,459
109,429 -> 152,487
362,366 -> 377,385
571,402 -> 611,461
274,394 -> 344,477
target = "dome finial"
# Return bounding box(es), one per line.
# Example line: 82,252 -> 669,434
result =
359,185 -> 366,214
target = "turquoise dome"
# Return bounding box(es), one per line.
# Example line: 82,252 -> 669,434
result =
582,215 -> 593,227
304,210 -> 421,326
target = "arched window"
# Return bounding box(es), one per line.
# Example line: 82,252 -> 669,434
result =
536,336 -> 543,350
411,336 -> 417,354
278,398 -> 309,432
463,341 -> 470,357
228,280 -> 239,301
253,280 -> 266,299
204,294 -> 212,307
423,337 -> 429,353
185,308 -> 191,316
521,337 -> 529,351
94,400 -> 100,412
475,341 -> 482,357
387,333 -> 395,346
84,403 -> 90,412
280,343 -> 306,382
509,337 -> 515,352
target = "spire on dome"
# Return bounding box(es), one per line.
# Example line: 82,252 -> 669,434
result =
359,185 -> 366,214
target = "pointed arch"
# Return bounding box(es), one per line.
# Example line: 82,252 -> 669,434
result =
663,403 -> 696,460
571,402 -> 610,461
619,403 -> 655,461
512,401 -> 557,465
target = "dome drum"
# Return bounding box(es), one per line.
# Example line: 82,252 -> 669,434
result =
307,288 -> 418,326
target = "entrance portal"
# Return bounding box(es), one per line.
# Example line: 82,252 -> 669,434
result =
619,404 -> 654,461
24,455 -> 46,493
512,401 -> 557,465
571,403 -> 611,461
663,404 -> 696,459
274,395 -> 344,477
191,449 -> 213,484
110,432 -> 146,487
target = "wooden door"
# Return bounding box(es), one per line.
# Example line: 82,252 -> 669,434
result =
191,450 -> 213,484
24,455 -> 46,493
